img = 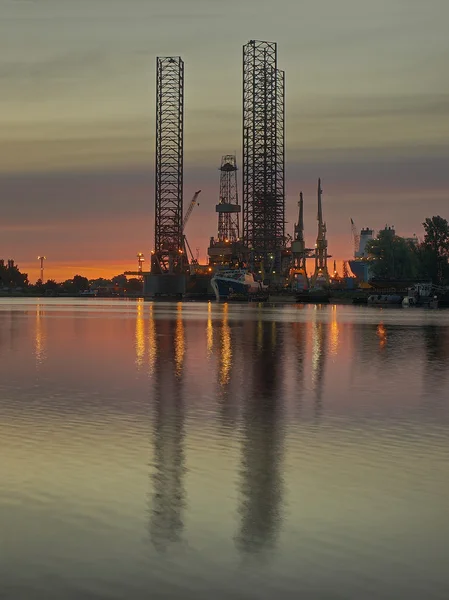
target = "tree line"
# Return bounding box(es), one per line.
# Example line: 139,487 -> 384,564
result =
366,216 -> 449,286
0,270 -> 143,295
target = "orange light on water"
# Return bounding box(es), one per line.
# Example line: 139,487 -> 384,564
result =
377,322 -> 387,348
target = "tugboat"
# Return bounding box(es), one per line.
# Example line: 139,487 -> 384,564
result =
402,283 -> 439,308
211,269 -> 266,301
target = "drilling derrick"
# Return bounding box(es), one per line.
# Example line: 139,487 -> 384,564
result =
217,155 -> 240,242
311,178 -> 330,287
152,56 -> 185,275
243,40 -> 285,276
207,155 -> 242,268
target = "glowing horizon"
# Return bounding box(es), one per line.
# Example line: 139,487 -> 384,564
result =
1,0 -> 448,280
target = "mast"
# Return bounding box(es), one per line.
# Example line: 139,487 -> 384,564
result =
317,178 -> 323,225
290,191 -> 309,288
295,192 -> 305,243
311,178 -> 330,287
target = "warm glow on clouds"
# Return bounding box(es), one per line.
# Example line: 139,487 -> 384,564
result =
0,0 -> 448,279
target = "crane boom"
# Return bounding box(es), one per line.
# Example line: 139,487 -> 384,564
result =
182,190 -> 201,231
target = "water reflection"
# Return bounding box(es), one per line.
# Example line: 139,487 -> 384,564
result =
219,303 -> 232,387
422,325 -> 449,403
236,319 -> 284,555
311,311 -> 327,419
291,321 -> 307,413
330,305 -> 339,356
206,301 -> 213,358
377,321 -> 387,351
135,300 -> 145,369
34,304 -> 46,366
149,316 -> 186,551
174,303 -> 185,378
147,303 -> 157,377
1,301 -> 449,599
217,303 -> 237,428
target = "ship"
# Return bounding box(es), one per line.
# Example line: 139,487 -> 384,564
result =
211,269 -> 266,301
349,225 -> 374,282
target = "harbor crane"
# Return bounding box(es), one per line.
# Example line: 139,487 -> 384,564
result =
182,190 -> 202,273
311,178 -> 331,287
182,190 -> 201,231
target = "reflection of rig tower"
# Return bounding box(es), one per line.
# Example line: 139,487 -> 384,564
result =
311,178 -> 331,287
217,155 -> 240,242
149,315 -> 186,550
243,40 -> 285,276
151,56 -> 186,275
207,155 -> 243,268
236,320 -> 283,555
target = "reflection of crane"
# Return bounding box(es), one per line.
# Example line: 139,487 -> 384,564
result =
350,218 -> 360,257
182,190 -> 202,274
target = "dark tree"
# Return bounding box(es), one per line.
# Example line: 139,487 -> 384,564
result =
72,275 -> 89,291
420,216 -> 449,285
126,278 -> 143,292
366,229 -> 418,280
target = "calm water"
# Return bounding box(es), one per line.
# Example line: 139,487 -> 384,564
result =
1,299 -> 449,600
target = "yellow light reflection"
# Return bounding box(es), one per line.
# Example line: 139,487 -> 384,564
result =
312,325 -> 319,384
175,303 -> 185,377
330,305 -> 339,356
219,303 -> 232,386
377,322 -> 387,349
147,303 -> 157,377
311,313 -> 324,385
207,301 -> 213,358
135,300 -> 145,369
35,304 -> 46,365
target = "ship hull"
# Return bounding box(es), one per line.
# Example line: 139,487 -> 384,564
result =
349,259 -> 371,281
296,291 -> 330,303
211,270 -> 264,301
211,277 -> 250,301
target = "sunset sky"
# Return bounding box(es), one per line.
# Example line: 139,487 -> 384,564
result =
1,0 -> 448,282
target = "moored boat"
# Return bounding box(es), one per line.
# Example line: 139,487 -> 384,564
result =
211,269 -> 265,301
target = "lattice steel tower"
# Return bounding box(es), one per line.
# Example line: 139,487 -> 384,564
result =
243,40 -> 285,272
216,155 -> 240,242
152,56 -> 185,274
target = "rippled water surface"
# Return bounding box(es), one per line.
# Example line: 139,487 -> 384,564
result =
1,299 -> 449,599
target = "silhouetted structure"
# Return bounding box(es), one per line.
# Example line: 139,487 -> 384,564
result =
236,319 -> 284,555
216,155 -> 241,242
311,179 -> 330,287
149,313 -> 186,550
289,192 -> 309,289
243,40 -> 285,274
152,57 -> 185,275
